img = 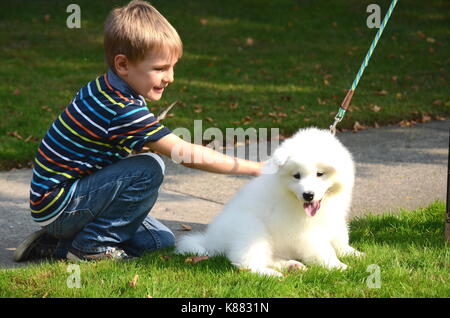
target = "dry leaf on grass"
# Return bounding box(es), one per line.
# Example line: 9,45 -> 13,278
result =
185,256 -> 209,264
129,274 -> 139,288
371,105 -> 382,113
375,89 -> 388,96
7,131 -> 23,140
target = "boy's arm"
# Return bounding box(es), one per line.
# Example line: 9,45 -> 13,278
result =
146,133 -> 262,176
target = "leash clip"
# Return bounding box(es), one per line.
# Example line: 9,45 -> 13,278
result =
329,107 -> 346,135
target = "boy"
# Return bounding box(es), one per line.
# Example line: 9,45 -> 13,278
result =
15,0 -> 262,262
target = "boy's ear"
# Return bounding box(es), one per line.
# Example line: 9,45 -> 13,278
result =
114,54 -> 129,76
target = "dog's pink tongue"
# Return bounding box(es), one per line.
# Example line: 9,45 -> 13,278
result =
304,201 -> 321,217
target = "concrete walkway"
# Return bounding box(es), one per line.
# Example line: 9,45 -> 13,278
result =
1,120 -> 448,268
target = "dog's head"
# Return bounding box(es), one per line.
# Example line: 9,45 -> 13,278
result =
263,128 -> 354,217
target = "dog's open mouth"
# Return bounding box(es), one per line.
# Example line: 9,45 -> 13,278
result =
303,200 -> 321,217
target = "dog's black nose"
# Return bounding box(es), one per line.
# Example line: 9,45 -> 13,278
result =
303,192 -> 314,202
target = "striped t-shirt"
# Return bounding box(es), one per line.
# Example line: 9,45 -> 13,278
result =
30,69 -> 171,225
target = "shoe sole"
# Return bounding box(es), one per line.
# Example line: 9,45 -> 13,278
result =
13,228 -> 47,262
66,251 -> 84,262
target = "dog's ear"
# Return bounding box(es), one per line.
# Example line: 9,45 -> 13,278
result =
272,147 -> 290,167
262,147 -> 289,174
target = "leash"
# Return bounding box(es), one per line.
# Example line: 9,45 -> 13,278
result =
330,0 -> 399,135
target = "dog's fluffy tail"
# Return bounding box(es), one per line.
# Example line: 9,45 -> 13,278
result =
176,233 -> 208,256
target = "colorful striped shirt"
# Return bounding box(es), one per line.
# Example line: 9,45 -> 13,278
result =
30,69 -> 171,225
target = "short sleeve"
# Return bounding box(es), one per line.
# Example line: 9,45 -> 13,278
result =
108,104 -> 171,152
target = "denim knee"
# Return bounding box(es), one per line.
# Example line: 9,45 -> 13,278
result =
158,229 -> 175,249
129,153 -> 165,185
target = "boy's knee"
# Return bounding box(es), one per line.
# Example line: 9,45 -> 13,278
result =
128,154 -> 165,185
158,229 -> 175,249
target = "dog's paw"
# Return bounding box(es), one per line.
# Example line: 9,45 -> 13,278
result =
285,260 -> 308,272
334,262 -> 348,271
325,261 -> 348,271
252,267 -> 284,277
352,250 -> 365,258
337,246 -> 365,258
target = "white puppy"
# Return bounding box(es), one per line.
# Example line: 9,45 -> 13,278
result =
176,128 -> 364,277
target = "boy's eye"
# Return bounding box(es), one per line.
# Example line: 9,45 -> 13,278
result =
293,173 -> 301,180
317,171 -> 324,177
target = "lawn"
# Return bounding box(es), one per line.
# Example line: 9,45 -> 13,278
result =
0,201 -> 448,298
0,0 -> 449,169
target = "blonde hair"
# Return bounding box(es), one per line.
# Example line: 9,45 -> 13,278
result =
104,0 -> 183,71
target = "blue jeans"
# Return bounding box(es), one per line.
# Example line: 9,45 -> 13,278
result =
44,154 -> 175,258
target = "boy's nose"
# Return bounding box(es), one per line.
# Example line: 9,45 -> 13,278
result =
163,69 -> 174,84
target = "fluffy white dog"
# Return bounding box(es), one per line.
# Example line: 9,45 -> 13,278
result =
176,128 -> 364,277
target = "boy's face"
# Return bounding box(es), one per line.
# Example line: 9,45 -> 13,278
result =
116,52 -> 178,101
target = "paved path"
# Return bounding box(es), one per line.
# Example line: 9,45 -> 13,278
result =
1,120 -> 448,268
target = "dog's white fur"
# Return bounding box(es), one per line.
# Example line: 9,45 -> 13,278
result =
176,128 -> 363,277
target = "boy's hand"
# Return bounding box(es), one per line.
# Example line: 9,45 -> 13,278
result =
146,133 -> 263,177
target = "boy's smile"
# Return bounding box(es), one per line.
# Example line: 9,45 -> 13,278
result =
115,52 -> 178,101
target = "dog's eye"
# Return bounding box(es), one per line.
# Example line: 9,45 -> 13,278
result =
317,171 -> 324,177
293,173 -> 301,180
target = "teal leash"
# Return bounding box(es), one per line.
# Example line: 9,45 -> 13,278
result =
330,0 -> 399,135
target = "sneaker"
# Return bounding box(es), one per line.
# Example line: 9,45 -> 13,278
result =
66,246 -> 132,262
14,229 -> 58,262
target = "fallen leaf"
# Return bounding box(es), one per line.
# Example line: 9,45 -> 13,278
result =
13,88 -> 21,95
7,131 -> 23,140
317,98 -> 326,105
435,115 -> 446,121
180,224 -> 192,231
229,103 -> 238,109
395,93 -> 402,99
417,31 -> 426,39
376,89 -> 388,96
391,76 -> 398,82
371,105 -> 382,112
426,37 -> 435,43
353,121 -> 367,132
445,101 -> 450,107
399,119 -> 416,127
185,256 -> 209,264
160,255 -> 171,261
245,37 -> 254,46
242,116 -> 252,124
374,122 -> 380,129
420,114 -> 431,123
129,274 -> 139,288
432,99 -> 443,106
44,14 -> 51,22
199,18 -> 208,25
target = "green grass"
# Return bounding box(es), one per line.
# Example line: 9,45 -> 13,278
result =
1,201 -> 448,298
0,0 -> 449,169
